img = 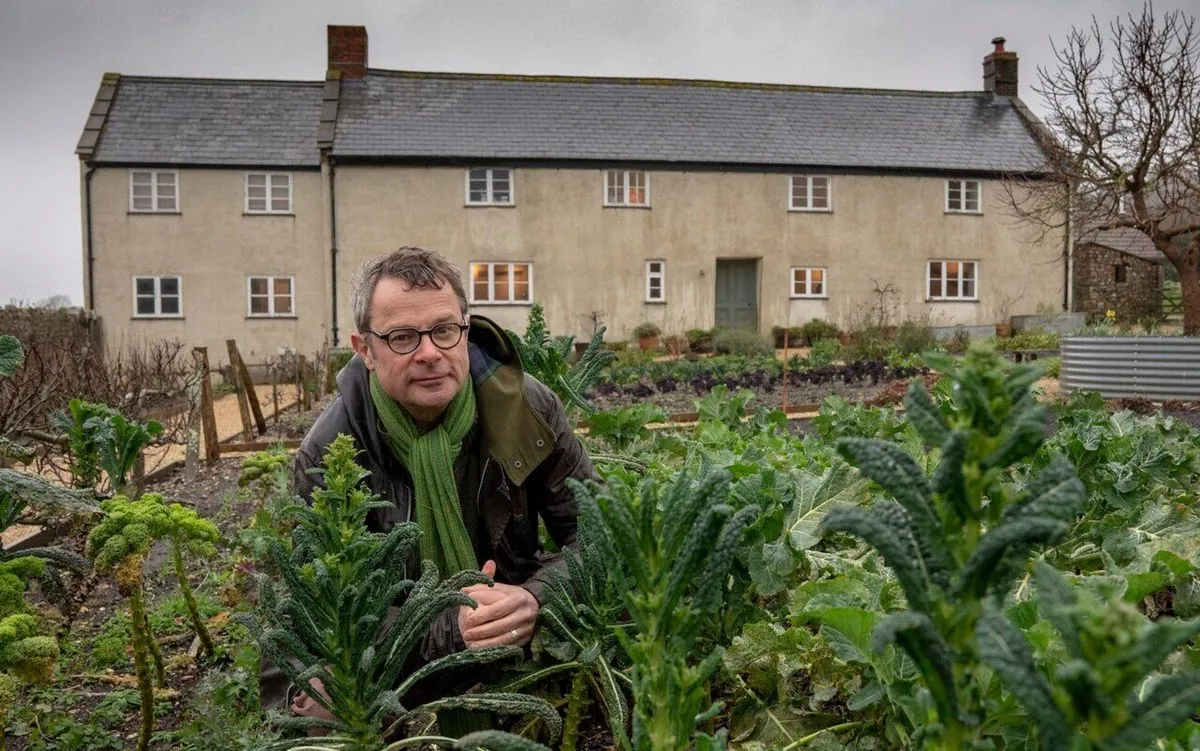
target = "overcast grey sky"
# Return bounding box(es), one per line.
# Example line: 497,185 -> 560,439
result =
0,0 -> 1161,306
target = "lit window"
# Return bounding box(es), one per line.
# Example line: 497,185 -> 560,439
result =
946,180 -> 982,213
129,170 -> 178,212
789,176 -> 831,211
605,171 -> 650,207
247,276 -> 295,316
790,267 -> 826,297
646,260 -> 665,302
927,260 -> 978,300
246,173 -> 292,213
133,276 -> 182,317
469,262 -> 532,304
466,168 -> 514,205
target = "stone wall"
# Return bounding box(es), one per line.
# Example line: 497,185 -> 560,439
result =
1073,243 -> 1162,319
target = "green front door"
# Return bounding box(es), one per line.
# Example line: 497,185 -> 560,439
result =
715,259 -> 759,329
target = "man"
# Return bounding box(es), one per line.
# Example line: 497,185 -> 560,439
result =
265,246 -> 595,722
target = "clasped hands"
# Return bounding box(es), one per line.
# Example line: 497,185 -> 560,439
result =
458,559 -> 539,649
293,559 -> 538,728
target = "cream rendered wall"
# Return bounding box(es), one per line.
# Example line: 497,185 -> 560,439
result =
88,168 -> 327,366
333,167 -> 1064,342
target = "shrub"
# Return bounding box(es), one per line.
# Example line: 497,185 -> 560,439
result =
894,318 -> 937,355
686,329 -> 714,354
806,338 -> 842,368
712,329 -> 775,357
844,326 -> 892,361
632,322 -> 661,338
943,328 -> 972,355
770,326 -> 806,347
800,318 -> 840,343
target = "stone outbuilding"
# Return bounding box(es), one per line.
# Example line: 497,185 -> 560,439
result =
1073,227 -> 1164,320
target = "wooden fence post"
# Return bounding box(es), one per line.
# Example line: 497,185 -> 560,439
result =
298,355 -> 310,411
781,330 -> 789,414
228,339 -> 267,434
226,340 -> 255,441
194,347 -> 220,464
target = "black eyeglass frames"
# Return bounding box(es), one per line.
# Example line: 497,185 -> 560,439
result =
366,322 -> 468,355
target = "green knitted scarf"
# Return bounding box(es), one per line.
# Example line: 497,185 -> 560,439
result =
369,371 -> 478,576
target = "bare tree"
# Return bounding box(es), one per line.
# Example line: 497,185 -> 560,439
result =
1008,3 -> 1200,334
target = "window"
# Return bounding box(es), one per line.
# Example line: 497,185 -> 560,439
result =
790,267 -> 827,298
1114,264 -> 1128,283
129,170 -> 178,212
789,175 -> 831,211
245,173 -> 292,213
645,260 -> 665,302
466,168 -> 514,205
133,276 -> 182,317
927,260 -> 978,300
606,171 -> 650,207
946,180 -> 982,213
248,276 -> 295,316
469,262 -> 532,304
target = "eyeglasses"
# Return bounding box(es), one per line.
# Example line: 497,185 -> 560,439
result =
367,322 -> 468,355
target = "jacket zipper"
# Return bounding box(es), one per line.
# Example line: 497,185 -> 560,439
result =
476,457 -> 491,511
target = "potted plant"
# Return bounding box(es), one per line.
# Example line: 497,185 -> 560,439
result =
632,322 -> 661,351
995,291 -> 1023,338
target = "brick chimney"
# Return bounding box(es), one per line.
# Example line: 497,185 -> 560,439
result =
328,25 -> 368,79
983,36 -> 1018,97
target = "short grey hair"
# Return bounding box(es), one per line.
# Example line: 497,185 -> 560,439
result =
350,247 -> 469,333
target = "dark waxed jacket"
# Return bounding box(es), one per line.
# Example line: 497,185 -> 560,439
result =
260,315 -> 596,709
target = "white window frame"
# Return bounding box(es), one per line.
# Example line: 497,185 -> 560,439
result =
926,260 -> 979,301
945,179 -> 982,214
468,262 -> 533,305
245,172 -> 293,214
132,275 -> 183,318
790,267 -> 827,298
128,169 -> 179,213
246,276 -> 296,317
605,170 -> 651,207
465,168 -> 515,206
789,175 -> 832,212
645,260 -> 666,302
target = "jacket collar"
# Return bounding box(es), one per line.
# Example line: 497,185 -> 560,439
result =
466,315 -> 556,486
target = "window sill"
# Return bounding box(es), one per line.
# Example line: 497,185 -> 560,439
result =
644,300 -> 667,305
468,301 -> 533,306
788,208 -> 833,214
246,315 -> 298,320
944,210 -> 984,216
464,203 -> 516,209
926,298 -> 979,303
604,204 -> 652,210
128,211 -> 182,215
789,296 -> 830,300
243,212 -> 295,217
131,315 -> 184,320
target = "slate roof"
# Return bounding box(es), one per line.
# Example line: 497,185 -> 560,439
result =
1081,227 -> 1166,263
331,70 -> 1050,173
90,77 -> 322,167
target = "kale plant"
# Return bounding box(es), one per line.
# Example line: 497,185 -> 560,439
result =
818,349 -> 1087,748
247,434 -> 558,751
85,492 -> 222,751
509,303 -> 615,417
570,468 -> 758,751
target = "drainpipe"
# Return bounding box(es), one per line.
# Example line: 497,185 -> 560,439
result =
85,164 -> 96,311
1063,182 -> 1072,311
328,157 -> 339,346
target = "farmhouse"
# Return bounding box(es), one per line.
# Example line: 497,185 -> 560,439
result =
77,26 -> 1067,363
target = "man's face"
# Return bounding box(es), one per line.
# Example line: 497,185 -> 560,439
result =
350,277 -> 470,425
